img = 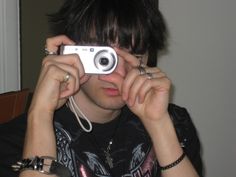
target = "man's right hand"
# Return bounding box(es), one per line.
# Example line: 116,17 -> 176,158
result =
29,35 -> 89,117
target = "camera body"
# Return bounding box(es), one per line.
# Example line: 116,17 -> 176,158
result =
60,45 -> 118,74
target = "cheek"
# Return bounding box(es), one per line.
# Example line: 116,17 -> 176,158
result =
81,76 -> 98,90
80,80 -> 92,94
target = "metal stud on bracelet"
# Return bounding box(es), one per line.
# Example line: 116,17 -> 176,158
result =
12,156 -> 71,177
160,152 -> 186,171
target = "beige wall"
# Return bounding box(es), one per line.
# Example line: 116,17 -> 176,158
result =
159,1 -> 236,177
0,0 -> 20,93
21,0 -> 62,90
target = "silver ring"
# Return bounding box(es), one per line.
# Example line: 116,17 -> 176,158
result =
139,62 -> 146,68
138,66 -> 146,75
63,73 -> 71,82
138,58 -> 146,68
45,48 -> 57,55
146,73 -> 153,79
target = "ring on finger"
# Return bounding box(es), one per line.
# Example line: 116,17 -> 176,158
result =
146,73 -> 153,79
63,72 -> 71,82
138,66 -> 146,75
138,58 -> 146,68
45,48 -> 57,56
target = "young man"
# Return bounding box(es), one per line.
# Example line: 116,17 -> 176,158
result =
0,0 -> 203,177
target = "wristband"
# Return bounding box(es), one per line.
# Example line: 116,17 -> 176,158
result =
12,156 -> 71,177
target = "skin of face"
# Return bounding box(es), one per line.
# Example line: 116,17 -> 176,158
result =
79,54 -> 129,111
77,51 -> 148,113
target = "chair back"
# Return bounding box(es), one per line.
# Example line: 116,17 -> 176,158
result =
0,88 -> 30,123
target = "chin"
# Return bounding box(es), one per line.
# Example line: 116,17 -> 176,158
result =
81,85 -> 126,110
98,98 -> 126,110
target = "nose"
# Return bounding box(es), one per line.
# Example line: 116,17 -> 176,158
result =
98,56 -> 127,81
114,56 -> 127,77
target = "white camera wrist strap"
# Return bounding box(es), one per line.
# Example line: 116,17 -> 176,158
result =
67,96 -> 93,132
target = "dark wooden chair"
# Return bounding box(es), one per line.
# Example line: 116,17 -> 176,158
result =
0,88 -> 30,124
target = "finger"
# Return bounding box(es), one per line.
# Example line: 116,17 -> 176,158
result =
122,67 -> 160,100
114,47 -> 140,67
42,54 -> 85,80
126,74 -> 149,106
138,76 -> 171,104
123,68 -> 169,106
142,67 -> 161,74
122,68 -> 140,101
145,71 -> 166,79
59,73 -> 76,98
46,64 -> 77,99
36,64 -> 76,99
48,62 -> 80,93
45,35 -> 75,53
31,63 -> 79,112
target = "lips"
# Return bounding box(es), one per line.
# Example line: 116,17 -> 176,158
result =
103,87 -> 120,96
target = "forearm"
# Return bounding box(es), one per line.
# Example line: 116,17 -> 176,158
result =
144,114 -> 199,177
20,110 -> 57,177
17,35 -> 77,177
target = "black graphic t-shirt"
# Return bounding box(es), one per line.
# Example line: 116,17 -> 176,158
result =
0,104 -> 203,177
54,106 -> 160,177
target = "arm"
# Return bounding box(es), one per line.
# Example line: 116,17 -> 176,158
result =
143,113 -> 199,177
19,35 -> 84,177
115,48 -> 200,177
20,111 -> 57,177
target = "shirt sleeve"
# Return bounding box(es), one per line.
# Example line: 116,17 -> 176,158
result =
168,104 -> 204,177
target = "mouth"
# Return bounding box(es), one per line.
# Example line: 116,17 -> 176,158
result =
102,87 -> 120,96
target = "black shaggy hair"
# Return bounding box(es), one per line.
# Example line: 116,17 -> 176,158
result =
49,0 -> 168,66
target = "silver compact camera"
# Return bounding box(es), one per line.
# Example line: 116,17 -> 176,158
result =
60,45 -> 118,74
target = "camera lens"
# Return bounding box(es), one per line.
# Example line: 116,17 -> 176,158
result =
94,49 -> 117,72
99,57 -> 109,66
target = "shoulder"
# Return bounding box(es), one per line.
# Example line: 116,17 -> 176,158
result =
168,103 -> 194,131
168,103 -> 190,121
0,113 -> 27,134
168,103 -> 198,147
0,113 -> 27,146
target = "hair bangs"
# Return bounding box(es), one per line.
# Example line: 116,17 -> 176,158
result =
49,0 -> 168,66
66,0 -> 149,55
